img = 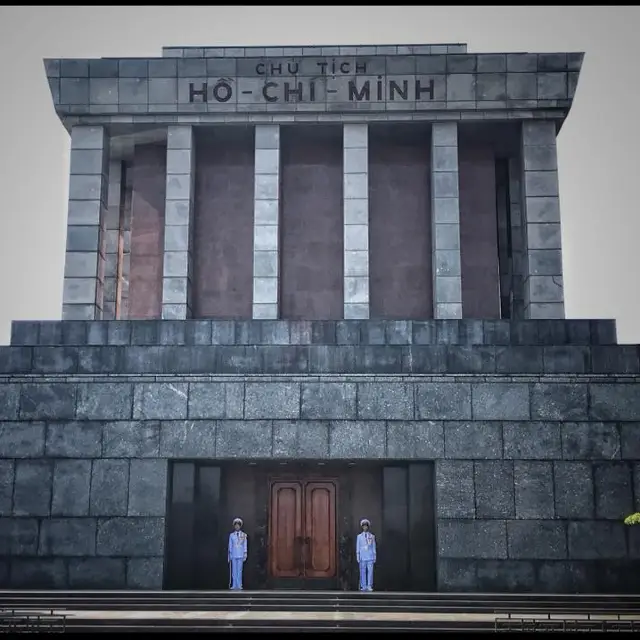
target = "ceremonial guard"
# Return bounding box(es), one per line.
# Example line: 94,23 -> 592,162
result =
228,517 -> 248,590
356,518 -> 376,592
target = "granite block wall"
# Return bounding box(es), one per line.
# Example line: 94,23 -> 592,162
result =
1,318 -> 639,592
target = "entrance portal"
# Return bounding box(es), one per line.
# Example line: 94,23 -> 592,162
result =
164,460 -> 436,592
269,478 -> 337,589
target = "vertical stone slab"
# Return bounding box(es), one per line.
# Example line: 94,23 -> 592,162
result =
343,123 -> 369,320
508,157 -> 525,319
163,126 -> 195,319
252,124 -> 280,319
103,159 -> 122,320
431,123 -> 462,319
63,126 -> 110,320
521,121 -> 565,319
119,164 -> 134,319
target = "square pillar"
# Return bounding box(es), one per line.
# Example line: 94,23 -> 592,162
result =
103,158 -> 122,320
252,125 -> 281,319
62,125 -> 110,320
343,124 -> 370,320
521,121 -> 565,319
163,125 -> 195,319
431,123 -> 462,319
508,157 -> 525,319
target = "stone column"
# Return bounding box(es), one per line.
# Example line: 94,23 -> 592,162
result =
252,124 -> 280,319
62,125 -> 110,320
431,123 -> 462,319
521,121 -> 565,319
508,157 -> 525,319
343,124 -> 370,320
162,125 -> 195,320
103,159 -> 122,320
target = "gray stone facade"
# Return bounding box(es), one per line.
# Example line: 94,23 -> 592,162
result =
1,318 -> 640,591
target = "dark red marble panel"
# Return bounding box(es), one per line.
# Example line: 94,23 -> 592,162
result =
280,126 -> 344,320
458,144 -> 501,318
369,125 -> 432,319
129,144 -> 166,319
192,127 -> 255,319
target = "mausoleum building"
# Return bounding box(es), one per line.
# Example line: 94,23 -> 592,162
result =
0,42 -> 639,593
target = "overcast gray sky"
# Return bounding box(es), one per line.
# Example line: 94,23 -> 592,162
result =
0,5 -> 638,343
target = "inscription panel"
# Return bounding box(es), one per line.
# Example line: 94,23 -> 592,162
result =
46,53 -> 580,116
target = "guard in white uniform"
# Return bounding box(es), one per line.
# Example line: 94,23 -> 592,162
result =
356,518 -> 376,592
228,517 -> 248,590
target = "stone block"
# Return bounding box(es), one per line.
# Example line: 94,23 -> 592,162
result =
300,383 -> 356,420
188,383 -> 243,419
415,383 -> 471,420
495,346 -> 543,373
527,249 -> 562,277
52,459 -> 91,516
0,347 -> 32,374
184,320 -> 212,346
344,277 -> 369,305
13,461 -> 52,516
0,422 -> 45,458
525,196 -> 560,223
386,421 -> 444,459
432,197 -> 459,224
76,382 -> 133,420
589,384 -> 640,421
32,346 -> 77,374
537,72 -> 567,99
568,521 -> 627,560
344,147 -> 368,173
160,420 -> 216,458
438,520 -> 507,559
444,421 -> 502,459
446,74 -> 475,101
530,383 -> 587,421
543,346 -> 589,373
20,384 -> 76,420
61,77 -> 89,104
0,519 -> 39,555
476,560 -> 535,592
96,517 -> 165,556
329,421 -> 386,458
102,421 -> 160,458
162,278 -> 188,305
476,73 -> 506,101
39,518 -> 96,556
133,383 -> 189,420
537,561 -> 593,593
553,462 -> 595,519
591,346 -> 639,374
273,421 -> 323,459
432,172 -> 459,199
594,463 -> 633,520
507,521 -> 566,559
127,557 -> 164,589
164,225 -> 189,251
128,460 -> 167,517
386,321 -> 412,345
0,460 -> 14,516
357,383 -> 413,420
526,222 -> 561,248
244,383 -> 299,420
10,321 -> 40,346
45,422 -> 102,457
69,558 -> 126,588
477,54 -> 506,73
514,461 -> 554,519
506,73 -> 536,99
215,420 -> 272,458
90,459 -> 129,516
471,383 -> 530,420
437,559 -> 477,590
10,558 -> 67,588
436,460 -> 475,517
561,422 -> 620,460
446,346 -> 496,374
503,422 -> 561,460
475,461 -> 514,518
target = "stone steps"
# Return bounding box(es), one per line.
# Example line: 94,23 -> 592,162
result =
1,591 -> 639,632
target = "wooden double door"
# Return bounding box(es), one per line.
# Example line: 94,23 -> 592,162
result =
269,478 -> 337,589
